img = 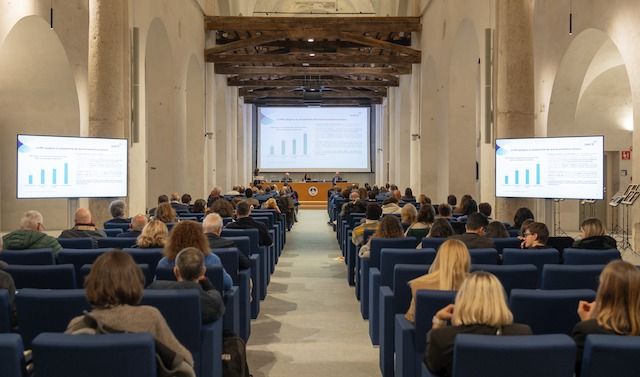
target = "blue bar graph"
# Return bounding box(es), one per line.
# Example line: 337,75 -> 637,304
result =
28,175 -> 33,185
64,163 -> 68,185
270,146 -> 274,155
40,169 -> 45,185
292,139 -> 296,155
525,169 -> 530,185
515,170 -> 519,185
281,140 -> 285,155
536,164 -> 540,184
303,133 -> 308,155
52,169 -> 57,185
504,176 -> 508,184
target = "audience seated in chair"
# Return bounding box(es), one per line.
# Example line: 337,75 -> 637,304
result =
401,188 -> 415,202
521,222 -> 549,249
340,191 -> 366,218
148,194 -> 169,217
149,247 -> 225,324
572,260 -> 640,374
2,210 -> 62,255
204,213 -> 249,270
135,219 -> 168,249
405,239 -> 470,322
206,186 -> 223,209
244,188 -> 260,208
59,208 -> 106,240
104,199 -> 130,227
405,204 -> 435,240
0,238 -> 17,326
225,201 -> 273,247
358,215 -> 404,258
436,203 -> 453,220
401,204 -> 417,229
425,271 -> 532,377
513,207 -> 535,230
478,202 -> 492,220
572,218 -> 617,250
191,199 -> 206,214
119,214 -> 147,238
485,220 -> 509,239
158,221 -> 233,291
170,192 -> 189,213
381,197 -> 402,215
209,198 -> 235,218
154,202 -> 177,224
449,213 -> 495,249
352,203 -> 382,247
427,218 -> 455,239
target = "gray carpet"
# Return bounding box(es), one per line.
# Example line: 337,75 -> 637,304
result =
247,209 -> 379,376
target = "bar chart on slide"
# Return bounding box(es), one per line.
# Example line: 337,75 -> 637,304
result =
503,163 -> 541,185
268,134 -> 309,157
27,163 -> 69,186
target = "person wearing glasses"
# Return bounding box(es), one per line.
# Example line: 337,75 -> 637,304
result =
2,210 -> 62,255
448,212 -> 495,249
520,221 -> 549,249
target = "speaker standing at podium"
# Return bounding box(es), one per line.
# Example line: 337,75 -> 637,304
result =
253,169 -> 264,186
332,172 -> 342,185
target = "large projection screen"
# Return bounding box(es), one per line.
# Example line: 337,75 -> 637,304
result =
17,134 -> 128,199
256,106 -> 372,172
495,136 -> 604,200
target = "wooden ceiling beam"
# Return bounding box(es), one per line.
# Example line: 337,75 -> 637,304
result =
227,77 -> 399,87
244,98 -> 383,105
338,32 -> 420,57
214,64 -> 412,75
205,16 -> 421,33
205,32 -> 287,55
207,52 -> 420,64
239,87 -> 387,97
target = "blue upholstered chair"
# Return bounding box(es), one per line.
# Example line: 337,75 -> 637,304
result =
0,248 -> 55,265
224,236 -> 261,319
32,333 -> 157,377
57,248 -> 111,273
0,333 -> 25,377
96,237 -> 137,249
580,334 -> 640,377
451,334 -> 576,377
155,264 -> 223,292
470,264 -> 538,295
79,264 -> 151,288
562,248 -> 621,265
122,248 -> 164,278
541,264 -> 604,291
15,289 -> 90,348
213,247 -> 250,341
421,237 -> 447,250
57,237 -> 95,249
468,248 -> 499,265
5,264 -> 76,289
492,237 -> 521,252
102,228 -> 123,237
141,289 -> 222,377
221,228 -> 268,300
502,248 -> 560,284
0,290 -> 11,333
509,289 -> 596,335
103,222 -> 132,232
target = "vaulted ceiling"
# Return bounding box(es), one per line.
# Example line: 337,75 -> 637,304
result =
205,16 -> 421,105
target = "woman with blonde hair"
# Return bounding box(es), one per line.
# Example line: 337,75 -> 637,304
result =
401,203 -> 418,229
262,197 -> 281,214
572,217 -> 617,249
136,219 -> 169,248
425,271 -> 532,376
405,239 -> 470,322
572,260 -> 640,371
154,202 -> 176,224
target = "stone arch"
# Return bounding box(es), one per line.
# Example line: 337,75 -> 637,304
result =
447,18 -> 480,199
185,54 -> 205,198
145,18 -> 177,209
0,16 -> 79,230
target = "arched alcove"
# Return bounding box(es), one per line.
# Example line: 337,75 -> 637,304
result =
185,55 -> 205,198
0,16 -> 79,230
447,19 -> 480,199
145,18 -> 177,209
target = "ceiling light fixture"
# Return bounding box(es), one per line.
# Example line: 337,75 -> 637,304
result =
309,53 -> 316,57
302,63 -> 310,66
307,38 -> 315,42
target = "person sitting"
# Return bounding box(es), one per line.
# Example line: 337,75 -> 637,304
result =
203,213 -> 249,270
359,215 -> 405,258
181,193 -> 192,211
65,250 -> 194,372
478,202 -> 492,220
340,191 -> 366,218
136,219 -> 169,249
0,238 -> 17,327
393,189 -> 404,204
437,203 -> 453,219
449,213 -> 495,249
376,187 -> 390,201
513,207 -> 534,230
572,260 -> 640,373
425,271 -> 532,376
401,187 -> 416,202
331,172 -> 342,185
225,201 -> 273,247
170,192 -> 189,213
381,197 -> 402,215
191,199 -> 207,214
520,222 -> 549,249
485,220 -> 509,239
104,199 -> 130,227
118,214 -> 147,238
158,221 -> 233,291
154,202 -> 177,224
59,208 -> 106,240
282,172 -> 292,182
447,194 -> 457,208
418,194 -> 432,207
149,247 -> 225,324
244,188 -> 260,208
303,173 -> 311,182
406,204 -> 435,240
210,198 -> 235,218
401,204 -> 418,230
149,194 -> 169,217
572,217 -> 617,250
428,218 -> 455,238
352,203 -> 383,247
3,210 -> 62,255
207,186 -> 223,209
262,197 -> 281,214
405,239 -> 470,322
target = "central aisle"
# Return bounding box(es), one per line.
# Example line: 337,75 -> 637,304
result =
247,209 -> 379,377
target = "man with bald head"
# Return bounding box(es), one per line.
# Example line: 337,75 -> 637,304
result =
117,214 -> 147,238
59,208 -> 106,239
203,213 -> 250,270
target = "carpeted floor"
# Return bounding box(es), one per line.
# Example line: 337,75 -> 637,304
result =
247,209 -> 379,377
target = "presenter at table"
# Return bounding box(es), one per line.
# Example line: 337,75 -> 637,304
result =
332,172 -> 342,185
303,173 -> 311,182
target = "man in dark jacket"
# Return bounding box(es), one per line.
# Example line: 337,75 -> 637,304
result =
59,208 -> 106,240
2,210 -> 62,255
449,212 -> 495,249
203,213 -> 250,270
226,201 -> 273,246
117,214 -> 147,238
148,247 -> 225,324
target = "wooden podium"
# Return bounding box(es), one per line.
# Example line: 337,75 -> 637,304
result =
269,182 -> 352,209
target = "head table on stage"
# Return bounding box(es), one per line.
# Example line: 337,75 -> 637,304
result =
265,181 -> 352,208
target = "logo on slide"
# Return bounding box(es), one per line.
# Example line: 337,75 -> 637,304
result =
308,186 -> 318,197
495,142 -> 507,156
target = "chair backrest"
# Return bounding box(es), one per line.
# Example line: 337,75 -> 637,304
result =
0,290 -> 10,333
502,248 -> 560,282
580,334 -> 640,377
452,334 -> 576,377
379,249 -> 436,287
96,237 -> 138,249
507,228 -> 521,237
468,248 -> 499,265
221,228 -> 260,253
16,289 -> 90,348
421,238 -> 447,250
369,238 -> 418,269
414,290 -> 457,352
5,264 -> 76,289
392,264 -> 430,313
223,236 -> 251,258
122,248 -> 164,278
492,238 -> 521,252
0,248 -> 55,265
541,264 -> 604,291
140,289 -> 201,353
104,222 -> 132,231
57,249 -> 111,273
470,264 -> 538,295
212,248 -> 239,284
363,228 -> 375,244
155,264 -> 224,293
32,333 -> 157,377
509,289 -> 596,335
547,236 -> 575,253
103,228 -> 123,237
0,333 -> 24,377
562,248 -> 621,265
450,221 -> 466,235
79,264 -> 151,288
57,238 -> 95,249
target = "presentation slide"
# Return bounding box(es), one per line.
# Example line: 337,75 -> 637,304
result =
17,134 -> 128,199
495,136 -> 604,200
257,107 -> 371,172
